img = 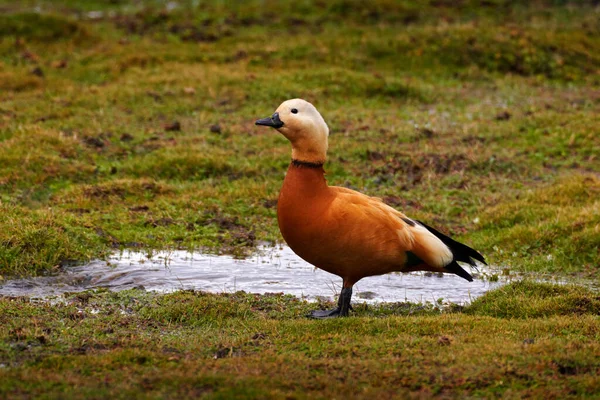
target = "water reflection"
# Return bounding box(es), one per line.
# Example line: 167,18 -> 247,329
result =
0,246 -> 504,303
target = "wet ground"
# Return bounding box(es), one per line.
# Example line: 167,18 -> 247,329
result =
0,245 -> 513,304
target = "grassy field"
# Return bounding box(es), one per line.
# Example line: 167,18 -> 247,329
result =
1,284 -> 599,398
0,0 -> 599,398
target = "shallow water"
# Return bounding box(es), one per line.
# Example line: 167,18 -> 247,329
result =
0,246 -> 507,304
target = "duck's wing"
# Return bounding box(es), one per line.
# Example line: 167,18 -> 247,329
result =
328,186 -> 479,280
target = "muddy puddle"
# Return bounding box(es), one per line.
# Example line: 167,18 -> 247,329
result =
0,245 -> 533,304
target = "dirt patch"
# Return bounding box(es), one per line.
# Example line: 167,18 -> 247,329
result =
112,12 -> 229,42
495,110 -> 511,121
262,199 -> 278,209
365,150 -> 386,161
461,135 -> 488,144
82,181 -> 170,199
82,135 -> 108,149
190,211 -> 257,253
369,153 -> 471,187
213,346 -> 242,359
0,13 -> 89,42
120,133 -> 134,142
202,214 -> 245,231
84,185 -> 126,199
0,72 -> 43,92
133,136 -> 178,155
413,127 -> 436,140
164,121 -> 181,132
144,217 -> 175,228
68,208 -> 91,214
129,205 -> 150,212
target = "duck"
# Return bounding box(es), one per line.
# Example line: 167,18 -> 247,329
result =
255,99 -> 486,318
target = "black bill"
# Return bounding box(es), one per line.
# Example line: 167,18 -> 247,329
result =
255,112 -> 284,128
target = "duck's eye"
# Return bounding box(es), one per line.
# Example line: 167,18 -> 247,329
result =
291,108 -> 298,114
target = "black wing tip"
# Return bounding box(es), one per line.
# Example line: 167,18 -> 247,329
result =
445,260 -> 474,282
416,219 -> 487,266
466,246 -> 487,265
467,252 -> 487,266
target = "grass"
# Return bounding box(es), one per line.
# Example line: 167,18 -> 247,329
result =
0,0 -> 599,397
0,283 -> 599,398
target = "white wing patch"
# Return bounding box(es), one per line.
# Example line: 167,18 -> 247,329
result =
400,223 -> 453,268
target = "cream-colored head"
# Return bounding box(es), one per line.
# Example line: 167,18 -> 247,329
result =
255,99 -> 329,164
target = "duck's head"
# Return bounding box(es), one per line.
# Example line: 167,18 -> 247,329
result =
255,98 -> 329,164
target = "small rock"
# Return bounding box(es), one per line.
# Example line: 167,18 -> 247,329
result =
234,50 -> 248,60
21,50 -> 39,62
214,347 -> 237,359
52,60 -> 68,69
263,199 -> 278,209
11,342 -> 28,351
34,115 -> 51,123
495,110 -> 511,121
183,87 -> 196,94
210,124 -> 222,134
147,91 -> 162,101
417,127 -> 435,139
145,217 -> 175,227
438,336 -> 452,346
129,205 -> 150,212
164,121 -> 181,131
31,67 -> 44,77
120,133 -> 134,142
366,150 -> 385,161
82,136 -> 105,149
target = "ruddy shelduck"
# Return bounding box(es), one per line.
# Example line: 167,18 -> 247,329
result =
256,99 -> 486,318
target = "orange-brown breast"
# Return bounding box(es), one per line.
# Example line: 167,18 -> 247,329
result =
277,164 -> 421,286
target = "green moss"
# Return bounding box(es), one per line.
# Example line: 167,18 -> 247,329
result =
469,176 -> 600,274
0,72 -> 43,92
0,204 -> 106,276
0,128 -> 96,194
465,281 -> 600,318
0,0 -> 597,280
0,12 -> 89,42
0,3 -> 599,397
0,288 -> 599,398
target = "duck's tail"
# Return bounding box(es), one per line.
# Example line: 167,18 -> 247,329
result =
416,220 -> 486,282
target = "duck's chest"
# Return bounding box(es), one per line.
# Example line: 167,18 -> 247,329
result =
276,165 -> 331,249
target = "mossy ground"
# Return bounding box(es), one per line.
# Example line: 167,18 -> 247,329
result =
0,1 -> 599,398
1,283 -> 599,399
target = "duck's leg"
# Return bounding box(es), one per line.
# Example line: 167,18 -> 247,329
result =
309,286 -> 353,319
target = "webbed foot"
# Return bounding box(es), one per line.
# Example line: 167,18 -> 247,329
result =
308,287 -> 353,319
309,307 -> 345,319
